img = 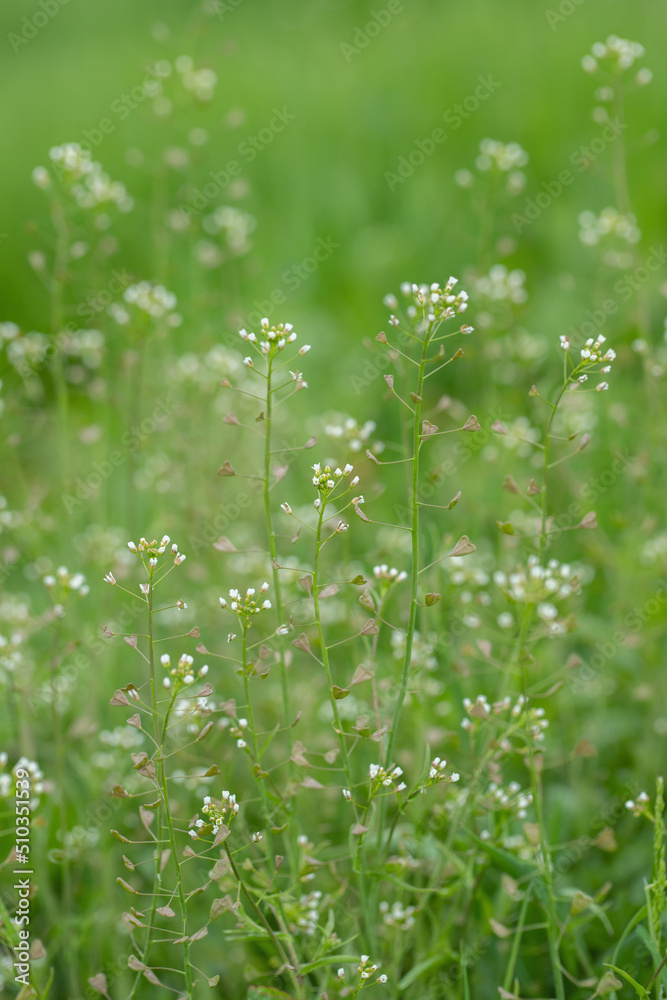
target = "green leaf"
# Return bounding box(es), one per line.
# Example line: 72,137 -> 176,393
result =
603,965 -> 649,998
611,905 -> 648,965
297,954 -> 363,976
496,520 -> 515,535
247,988 -> 299,999
398,952 -> 451,989
466,830 -> 537,881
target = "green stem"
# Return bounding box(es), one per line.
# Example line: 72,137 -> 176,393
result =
50,200 -> 70,490
50,621 -> 77,996
262,357 -> 300,851
313,505 -> 373,947
148,572 -> 194,998
263,355 -> 291,728
385,332 -> 429,766
224,843 -> 304,999
539,380 -> 570,553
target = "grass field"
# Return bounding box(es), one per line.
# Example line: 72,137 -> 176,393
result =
0,1 -> 666,998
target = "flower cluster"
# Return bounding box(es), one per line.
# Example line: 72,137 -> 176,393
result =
475,265 -> 528,305
372,564 -> 408,589
476,138 -> 529,173
625,791 -> 651,817
240,318 -> 310,370
483,781 -> 533,819
189,789 -> 240,839
43,566 -> 89,598
578,208 -> 641,248
123,535 -> 186,569
369,762 -> 406,796
3,328 -> 50,378
0,756 -> 47,808
291,890 -> 323,936
422,756 -> 460,789
228,716 -> 249,748
175,54 -> 217,101
61,329 -> 105,373
337,956 -> 388,987
385,278 -> 471,331
461,693 -> 549,746
456,139 -> 528,194
219,583 -> 271,624
560,332 -> 616,390
35,143 -> 133,213
510,696 -> 549,744
202,205 -> 256,256
379,900 -> 416,930
494,556 -> 581,606
310,462 -> 359,511
160,653 -> 207,689
581,36 -> 648,75
324,415 -> 384,454
108,282 -> 181,327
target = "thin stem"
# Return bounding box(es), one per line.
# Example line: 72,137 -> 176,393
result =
148,571 -> 194,998
49,200 -> 70,489
312,503 -> 373,947
223,843 -> 304,999
384,332 -> 430,766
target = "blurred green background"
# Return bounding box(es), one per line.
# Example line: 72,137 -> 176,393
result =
0,0 -> 663,354
0,0 -> 666,996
